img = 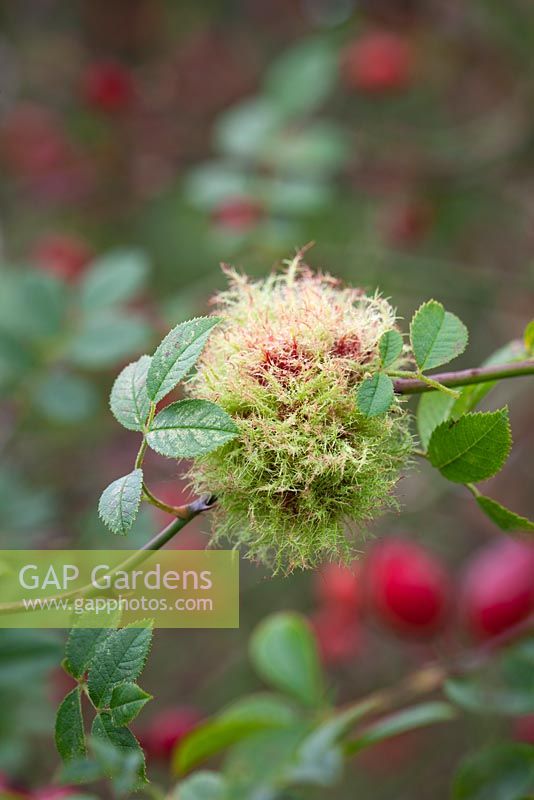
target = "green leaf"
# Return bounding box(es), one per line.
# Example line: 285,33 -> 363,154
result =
173,772 -> 228,800
445,640 -> 534,716
184,162 -> 253,210
87,734 -> 144,794
287,741 -> 343,788
79,250 -> 149,312
427,409 -> 511,483
249,613 -> 325,708
98,469 -> 143,536
452,744 -> 534,800
0,330 -> 35,390
524,320 -> 534,355
55,687 -> 86,763
87,622 -> 153,708
68,313 -> 151,369
223,725 -> 309,796
264,38 -> 338,117
417,391 -> 455,450
146,400 -> 238,459
174,694 -> 297,775
292,695 -> 380,786
58,755 -> 105,785
34,371 -> 99,424
416,340 -> 526,448
262,176 -> 332,215
91,713 -> 146,785
356,373 -> 394,417
410,300 -> 468,371
214,99 -> 282,160
109,355 -> 152,432
345,702 -> 456,755
445,674 -> 534,717
147,317 -> 219,403
266,123 -> 349,177
110,683 -> 152,727
65,626 -> 117,681
0,630 -> 62,688
475,494 -> 534,532
15,271 -> 67,340
379,330 -> 404,369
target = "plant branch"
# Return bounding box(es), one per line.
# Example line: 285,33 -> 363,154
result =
0,494 -> 217,615
393,359 -> 534,395
339,613 -> 534,747
142,483 -> 193,518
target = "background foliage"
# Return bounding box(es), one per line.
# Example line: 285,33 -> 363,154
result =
0,0 -> 533,798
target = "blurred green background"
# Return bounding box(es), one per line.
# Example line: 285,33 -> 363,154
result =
0,0 -> 533,797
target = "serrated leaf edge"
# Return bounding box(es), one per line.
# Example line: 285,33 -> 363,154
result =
428,408 -> 511,480
410,299 -> 469,372
109,355 -> 152,432
146,316 -> 220,404
87,622 -> 153,709
98,468 -> 144,536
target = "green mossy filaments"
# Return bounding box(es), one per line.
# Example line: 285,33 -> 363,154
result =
187,257 -> 413,571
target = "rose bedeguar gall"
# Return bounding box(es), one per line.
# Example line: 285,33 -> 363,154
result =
187,256 -> 413,572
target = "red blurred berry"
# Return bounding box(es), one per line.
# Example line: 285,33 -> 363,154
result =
34,789 -> 75,800
82,61 -> 135,113
211,198 -> 264,231
461,539 -> 534,639
364,539 -> 451,635
315,562 -> 361,617
139,706 -> 202,760
0,104 -> 71,177
513,714 -> 534,745
311,607 -> 362,666
32,234 -> 93,281
384,200 -> 433,248
341,32 -> 413,93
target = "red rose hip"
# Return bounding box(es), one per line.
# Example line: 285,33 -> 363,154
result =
341,32 -> 413,93
314,562 -> 360,617
139,706 -> 201,760
461,539 -> 534,639
211,198 -> 263,231
364,538 -> 451,635
311,607 -> 362,666
82,60 -> 135,113
32,234 -> 93,281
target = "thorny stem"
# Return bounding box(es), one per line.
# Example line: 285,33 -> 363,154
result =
0,494 -> 217,615
393,359 -> 534,395
142,482 -> 191,518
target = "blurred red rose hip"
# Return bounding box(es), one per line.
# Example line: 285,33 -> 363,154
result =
139,706 -> 201,759
0,104 -> 71,177
513,714 -> 534,745
211,198 -> 263,231
314,562 -> 360,617
311,607 -> 362,666
384,200 -> 433,248
32,234 -> 93,281
364,538 -> 451,635
341,32 -> 413,93
461,539 -> 534,639
34,789 -> 76,800
82,61 -> 135,113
